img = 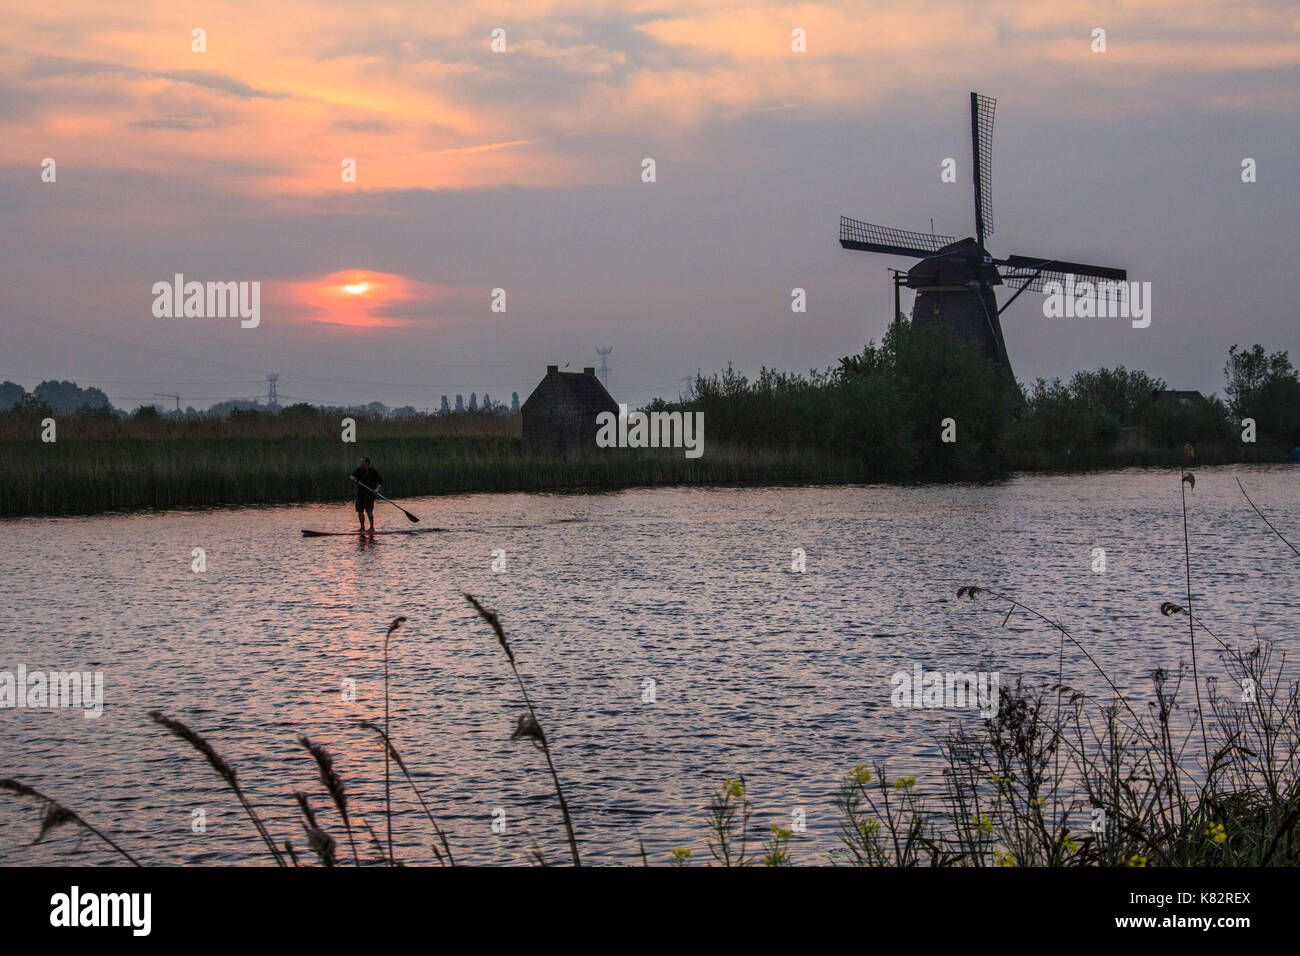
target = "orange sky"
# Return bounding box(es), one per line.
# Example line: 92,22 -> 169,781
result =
6,0 -> 1298,198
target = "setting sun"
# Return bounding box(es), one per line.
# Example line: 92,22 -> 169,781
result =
281,270 -> 438,328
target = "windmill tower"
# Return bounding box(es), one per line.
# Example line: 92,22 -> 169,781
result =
839,92 -> 1127,379
595,347 -> 612,389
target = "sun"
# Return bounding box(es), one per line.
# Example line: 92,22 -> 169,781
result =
294,270 -> 419,327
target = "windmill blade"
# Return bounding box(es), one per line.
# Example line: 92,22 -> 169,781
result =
971,92 -> 996,244
840,217 -> 957,258
1002,253 -> 1128,297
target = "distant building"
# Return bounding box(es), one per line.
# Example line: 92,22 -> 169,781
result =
1153,389 -> 1206,406
521,365 -> 618,455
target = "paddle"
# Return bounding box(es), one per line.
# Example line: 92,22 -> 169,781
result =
352,477 -> 420,523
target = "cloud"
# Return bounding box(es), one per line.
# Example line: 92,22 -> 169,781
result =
130,115 -> 222,130
3,0 -> 1296,198
23,55 -> 288,98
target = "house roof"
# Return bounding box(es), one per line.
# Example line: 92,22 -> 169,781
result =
1153,389 -> 1206,403
521,368 -> 618,413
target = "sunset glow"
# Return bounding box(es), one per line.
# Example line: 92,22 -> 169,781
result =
283,272 -> 432,328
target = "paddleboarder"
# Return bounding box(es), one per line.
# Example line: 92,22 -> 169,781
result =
350,457 -> 383,534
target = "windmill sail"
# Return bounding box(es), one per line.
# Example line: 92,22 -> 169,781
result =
839,217 -> 955,258
1003,254 -> 1127,297
970,92 -> 996,245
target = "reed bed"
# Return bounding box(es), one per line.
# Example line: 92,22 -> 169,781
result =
1,436 -> 866,516
2,472 -> 1297,866
0,409 -> 523,442
10,429 -> 1279,519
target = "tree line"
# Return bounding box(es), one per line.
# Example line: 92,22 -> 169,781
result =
649,322 -> 1299,475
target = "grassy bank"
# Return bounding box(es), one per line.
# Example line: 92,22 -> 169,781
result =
3,432 -> 1289,517
3,435 -> 872,517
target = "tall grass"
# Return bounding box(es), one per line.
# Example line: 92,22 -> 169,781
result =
464,592 -> 582,866
2,435 -> 867,517
0,408 -> 522,441
0,779 -> 142,865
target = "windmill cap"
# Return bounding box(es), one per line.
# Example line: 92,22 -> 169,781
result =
583,367 -> 595,375
547,364 -> 558,374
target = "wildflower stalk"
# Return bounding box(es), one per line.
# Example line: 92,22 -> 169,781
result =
1179,466 -> 1211,770
360,720 -> 454,865
464,592 -> 581,866
299,735 -> 360,865
148,710 -> 285,866
0,778 -> 142,866
382,615 -> 406,865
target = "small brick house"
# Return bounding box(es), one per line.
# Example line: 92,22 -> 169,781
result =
521,365 -> 619,455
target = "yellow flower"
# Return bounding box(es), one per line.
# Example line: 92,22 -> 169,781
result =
859,818 -> 881,837
722,778 -> 744,798
994,849 -> 1015,867
1060,834 -> 1079,853
1127,853 -> 1147,867
1204,822 -> 1227,845
893,776 -> 917,790
851,764 -> 872,785
971,814 -> 993,835
669,846 -> 691,861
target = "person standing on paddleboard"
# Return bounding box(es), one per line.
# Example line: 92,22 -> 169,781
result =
350,457 -> 383,534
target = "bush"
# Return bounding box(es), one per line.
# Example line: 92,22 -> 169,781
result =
1225,344 -> 1300,444
681,320 -> 1009,476
1142,395 -> 1233,448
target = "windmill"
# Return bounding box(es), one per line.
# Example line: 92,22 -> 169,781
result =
839,92 -> 1127,379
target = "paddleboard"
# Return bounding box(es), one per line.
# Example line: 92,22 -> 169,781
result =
301,528 -> 445,537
